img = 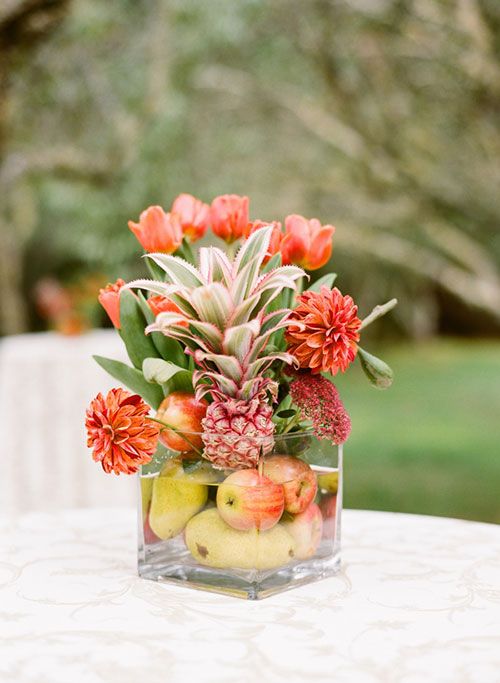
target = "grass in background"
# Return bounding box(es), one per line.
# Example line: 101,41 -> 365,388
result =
333,339 -> 500,524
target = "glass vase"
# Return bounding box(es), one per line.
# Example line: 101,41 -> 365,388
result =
137,432 -> 342,599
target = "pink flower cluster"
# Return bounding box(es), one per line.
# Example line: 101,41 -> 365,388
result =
289,373 -> 351,445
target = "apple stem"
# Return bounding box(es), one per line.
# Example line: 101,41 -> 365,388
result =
258,448 -> 264,477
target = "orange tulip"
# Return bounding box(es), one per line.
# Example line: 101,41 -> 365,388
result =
171,193 -> 210,242
280,215 -> 335,270
147,295 -> 187,326
98,278 -> 125,329
210,194 -> 249,243
244,220 -> 283,262
128,206 -> 183,253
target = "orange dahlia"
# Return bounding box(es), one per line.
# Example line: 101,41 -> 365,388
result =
85,388 -> 160,475
286,286 -> 362,375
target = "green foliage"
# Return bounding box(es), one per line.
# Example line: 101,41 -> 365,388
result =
142,357 -> 193,395
136,292 -> 188,367
92,355 -> 164,408
357,347 -> 394,389
118,290 -> 160,369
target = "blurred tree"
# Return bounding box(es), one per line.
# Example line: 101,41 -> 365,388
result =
0,0 -> 499,336
0,0 -> 71,333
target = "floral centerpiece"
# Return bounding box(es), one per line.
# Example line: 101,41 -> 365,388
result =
86,193 -> 396,599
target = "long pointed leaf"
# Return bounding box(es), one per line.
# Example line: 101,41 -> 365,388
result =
142,358 -> 193,394
193,351 -> 243,382
190,283 -> 233,328
145,253 -> 205,287
307,273 -> 338,292
93,355 -> 164,409
136,292 -> 189,367
198,247 -> 233,286
222,320 -> 260,361
232,225 -> 272,276
119,290 -> 160,369
245,352 -> 296,379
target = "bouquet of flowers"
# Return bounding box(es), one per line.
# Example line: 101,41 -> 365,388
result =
86,193 -> 395,598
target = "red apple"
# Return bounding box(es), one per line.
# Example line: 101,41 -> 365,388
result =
319,494 -> 337,540
263,455 -> 317,514
156,392 -> 207,452
281,502 -> 323,559
143,510 -> 162,545
216,469 -> 285,531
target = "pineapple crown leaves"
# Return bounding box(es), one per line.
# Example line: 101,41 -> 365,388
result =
135,226 -> 305,339
124,225 -> 306,403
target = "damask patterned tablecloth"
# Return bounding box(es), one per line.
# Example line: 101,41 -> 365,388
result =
1,508 -> 499,683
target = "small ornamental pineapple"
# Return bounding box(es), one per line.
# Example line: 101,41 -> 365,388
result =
201,398 -> 275,469
127,226 -> 305,469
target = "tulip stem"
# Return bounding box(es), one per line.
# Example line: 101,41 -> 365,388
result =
149,417 -> 204,456
360,298 -> 398,330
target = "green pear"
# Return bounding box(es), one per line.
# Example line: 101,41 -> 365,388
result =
185,508 -> 296,570
140,477 -> 155,520
149,464 -> 208,540
317,471 -> 339,494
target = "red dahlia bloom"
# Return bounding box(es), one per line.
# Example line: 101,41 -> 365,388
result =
290,373 -> 351,444
85,388 -> 159,475
98,278 -> 126,329
286,286 -> 362,375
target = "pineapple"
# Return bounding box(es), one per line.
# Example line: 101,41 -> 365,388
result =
127,226 -> 305,468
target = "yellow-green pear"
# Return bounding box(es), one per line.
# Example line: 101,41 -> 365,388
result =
317,471 -> 339,494
149,463 -> 208,540
140,477 -> 155,520
185,508 -> 296,570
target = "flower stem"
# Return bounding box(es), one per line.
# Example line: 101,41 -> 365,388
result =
149,417 -> 203,456
360,298 -> 398,330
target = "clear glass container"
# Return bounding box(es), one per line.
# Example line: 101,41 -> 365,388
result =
137,432 -> 342,599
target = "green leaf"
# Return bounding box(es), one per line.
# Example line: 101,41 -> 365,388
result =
119,290 -> 160,369
145,253 -> 204,288
233,225 -> 273,275
141,442 -> 177,476
146,258 -> 167,282
261,252 -> 282,274
93,355 -> 164,409
307,273 -> 337,292
190,283 -> 232,328
142,357 -> 193,394
136,292 -> 188,367
277,409 -> 297,419
357,347 -> 394,389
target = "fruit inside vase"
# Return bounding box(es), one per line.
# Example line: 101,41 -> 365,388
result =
138,434 -> 342,599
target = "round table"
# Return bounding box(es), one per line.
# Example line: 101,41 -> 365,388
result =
1,509 -> 499,683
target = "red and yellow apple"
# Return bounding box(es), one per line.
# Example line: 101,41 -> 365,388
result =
319,494 -> 337,540
156,392 -> 207,452
216,469 -> 285,531
281,502 -> 323,559
143,511 -> 162,544
263,455 -> 317,514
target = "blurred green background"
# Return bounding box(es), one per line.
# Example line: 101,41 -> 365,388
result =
1,0 -> 499,521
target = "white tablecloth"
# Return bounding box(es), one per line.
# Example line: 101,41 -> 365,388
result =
1,508 -> 499,683
0,331 -> 134,514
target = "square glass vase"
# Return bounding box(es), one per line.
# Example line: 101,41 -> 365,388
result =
137,432 -> 342,599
